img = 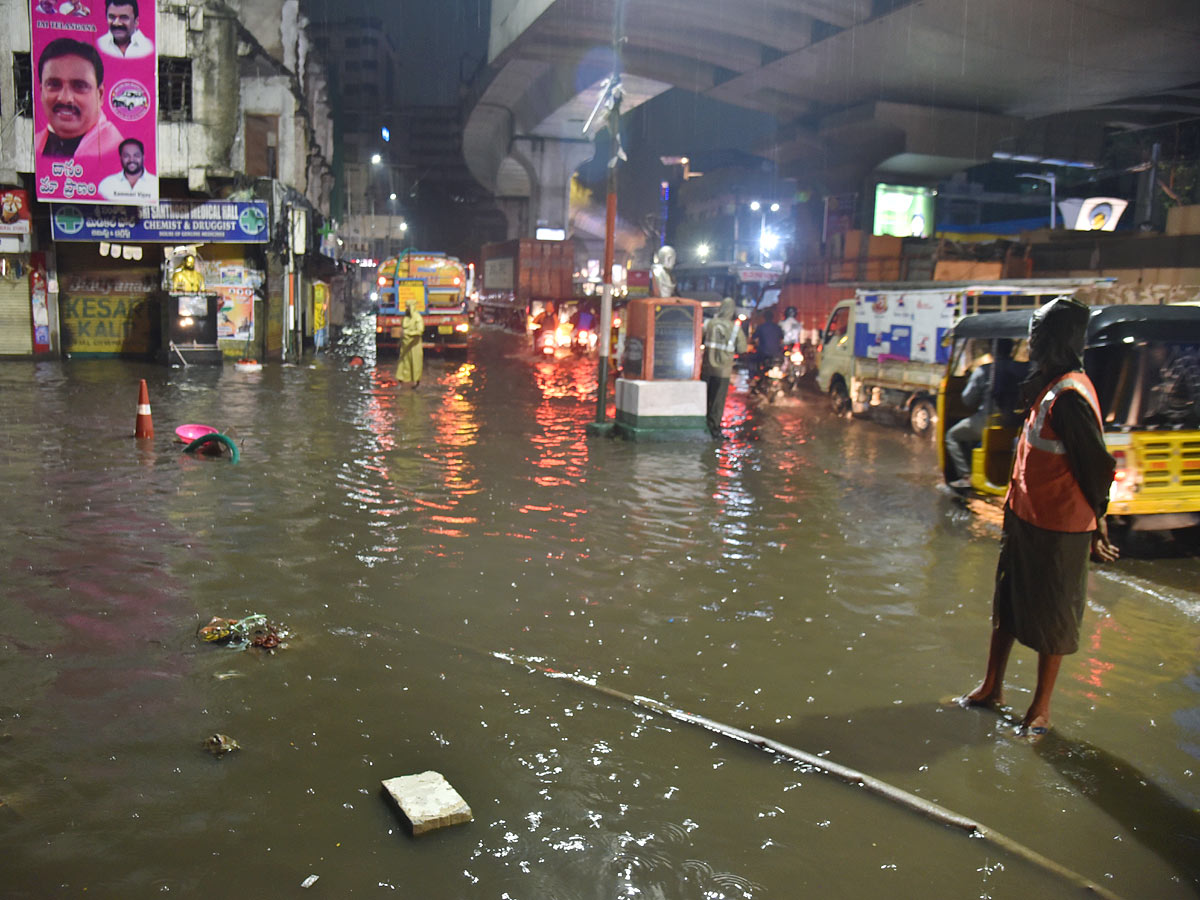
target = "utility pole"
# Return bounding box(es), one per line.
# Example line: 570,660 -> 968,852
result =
589,0 -> 626,431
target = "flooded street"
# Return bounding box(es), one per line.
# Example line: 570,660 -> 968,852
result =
2,325 -> 1199,899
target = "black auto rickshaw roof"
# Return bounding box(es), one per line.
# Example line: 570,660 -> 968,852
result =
950,303 -> 1200,345
948,308 -> 1036,341
1085,304 -> 1200,347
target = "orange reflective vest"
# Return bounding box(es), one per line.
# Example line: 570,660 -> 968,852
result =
1005,371 -> 1103,533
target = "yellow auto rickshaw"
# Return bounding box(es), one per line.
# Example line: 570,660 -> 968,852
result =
938,304 -> 1200,533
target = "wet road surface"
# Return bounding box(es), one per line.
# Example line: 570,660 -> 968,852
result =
2,324 -> 1199,898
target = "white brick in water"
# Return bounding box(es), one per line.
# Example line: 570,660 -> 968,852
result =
381,771 -> 473,835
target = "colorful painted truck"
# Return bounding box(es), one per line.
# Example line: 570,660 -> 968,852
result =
815,281 -> 1106,435
375,251 -> 469,352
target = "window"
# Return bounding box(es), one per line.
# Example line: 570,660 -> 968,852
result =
244,114 -> 279,178
158,57 -> 192,122
824,305 -> 849,344
13,52 -> 32,117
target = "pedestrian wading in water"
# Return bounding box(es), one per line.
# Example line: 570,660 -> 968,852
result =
700,297 -> 747,438
395,297 -> 424,388
959,296 -> 1119,738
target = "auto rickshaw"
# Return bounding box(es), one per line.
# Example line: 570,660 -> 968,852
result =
938,304 -> 1200,533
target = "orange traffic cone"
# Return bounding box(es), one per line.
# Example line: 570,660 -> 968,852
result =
134,379 -> 154,439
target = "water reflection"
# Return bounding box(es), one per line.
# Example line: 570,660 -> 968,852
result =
1035,730 -> 1200,890
1,332 -> 1199,899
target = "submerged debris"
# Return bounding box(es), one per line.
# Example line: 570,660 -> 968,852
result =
204,733 -> 240,756
198,614 -> 289,651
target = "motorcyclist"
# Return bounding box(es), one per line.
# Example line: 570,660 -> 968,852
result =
532,302 -> 557,353
570,301 -> 597,353
781,306 -> 802,346
751,308 -> 784,368
571,300 -> 596,333
749,308 -> 786,396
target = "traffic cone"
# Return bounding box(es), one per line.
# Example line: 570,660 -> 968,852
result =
134,379 -> 154,439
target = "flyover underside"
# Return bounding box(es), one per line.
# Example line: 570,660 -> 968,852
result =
467,0 -> 1200,231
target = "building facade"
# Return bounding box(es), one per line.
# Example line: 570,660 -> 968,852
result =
0,0 -> 342,361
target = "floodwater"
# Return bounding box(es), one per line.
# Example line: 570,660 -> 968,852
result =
2,322 -> 1198,899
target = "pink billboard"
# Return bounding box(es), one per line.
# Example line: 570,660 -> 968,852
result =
31,0 -> 158,205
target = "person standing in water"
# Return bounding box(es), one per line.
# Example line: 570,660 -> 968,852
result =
959,297 -> 1118,738
701,297 -> 747,438
396,297 -> 424,388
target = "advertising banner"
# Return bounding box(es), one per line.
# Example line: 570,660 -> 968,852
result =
854,291 -> 957,365
31,0 -> 158,205
51,200 -> 271,242
196,260 -> 261,341
30,252 -> 51,352
312,281 -> 328,348
59,269 -> 157,355
873,184 -> 933,238
0,189 -> 33,234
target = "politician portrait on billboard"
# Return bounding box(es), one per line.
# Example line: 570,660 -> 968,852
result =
31,0 -> 158,205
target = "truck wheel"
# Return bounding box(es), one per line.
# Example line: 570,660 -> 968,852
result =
830,381 -> 851,416
909,399 -> 937,438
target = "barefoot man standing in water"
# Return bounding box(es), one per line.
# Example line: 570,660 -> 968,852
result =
960,297 -> 1119,738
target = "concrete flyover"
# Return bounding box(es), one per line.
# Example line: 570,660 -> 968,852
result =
464,0 -> 1200,238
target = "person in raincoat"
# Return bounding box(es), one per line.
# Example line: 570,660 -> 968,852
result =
701,297 -> 747,438
960,297 -> 1118,738
395,297 -> 424,388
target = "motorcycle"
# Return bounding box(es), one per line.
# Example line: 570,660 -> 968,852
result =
531,324 -> 555,356
782,342 -> 804,394
750,355 -> 786,403
571,327 -> 598,356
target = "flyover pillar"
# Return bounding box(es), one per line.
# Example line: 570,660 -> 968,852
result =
510,137 -> 594,237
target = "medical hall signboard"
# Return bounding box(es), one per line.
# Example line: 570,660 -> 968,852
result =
31,0 -> 159,205
51,200 -> 271,243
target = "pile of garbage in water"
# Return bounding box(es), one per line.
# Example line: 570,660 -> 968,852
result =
198,614 -> 288,650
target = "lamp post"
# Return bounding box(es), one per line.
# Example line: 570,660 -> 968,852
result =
388,192 -> 397,250
1017,172 -> 1057,229
749,201 -> 780,261
367,154 -> 380,259
586,0 -> 626,432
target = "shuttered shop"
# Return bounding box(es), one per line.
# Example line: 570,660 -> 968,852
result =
0,272 -> 32,356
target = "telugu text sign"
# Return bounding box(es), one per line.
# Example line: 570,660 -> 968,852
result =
51,201 -> 271,243
32,0 -> 158,205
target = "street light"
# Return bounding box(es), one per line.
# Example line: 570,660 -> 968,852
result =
696,242 -> 710,262
749,200 -> 782,261
1017,172 -> 1057,229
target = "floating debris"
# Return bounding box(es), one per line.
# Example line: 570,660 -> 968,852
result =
382,771 -> 473,835
204,734 -> 240,756
198,614 -> 289,651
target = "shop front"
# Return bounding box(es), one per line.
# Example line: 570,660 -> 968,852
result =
0,189 -> 53,359
50,199 -> 271,361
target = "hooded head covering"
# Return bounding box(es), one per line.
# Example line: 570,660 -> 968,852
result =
1023,296 -> 1089,400
718,296 -> 736,320
1030,297 -> 1088,369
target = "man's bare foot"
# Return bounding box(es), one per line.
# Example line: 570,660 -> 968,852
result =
956,686 -> 1003,710
1015,713 -> 1051,740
